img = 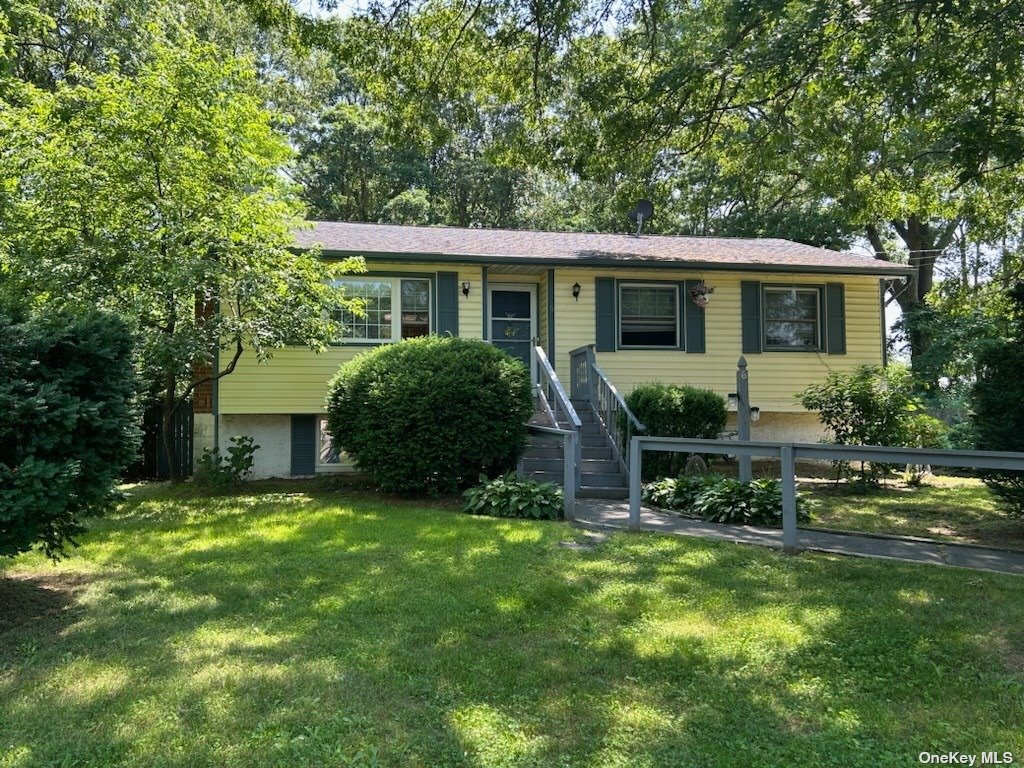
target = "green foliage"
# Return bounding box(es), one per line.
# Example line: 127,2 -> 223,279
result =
0,28 -> 363,479
623,383 -> 727,481
0,307 -> 139,559
642,475 -> 812,527
326,336 -> 533,494
642,475 -> 707,512
196,435 -> 261,487
800,366 -> 921,483
902,412 -> 951,486
971,288 -> 1024,516
462,474 -> 563,520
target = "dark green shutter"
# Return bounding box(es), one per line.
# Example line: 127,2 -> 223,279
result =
741,281 -> 762,353
437,272 -> 459,336
547,269 -> 556,364
595,277 -> 616,352
683,280 -> 706,353
291,415 -> 316,476
825,282 -> 847,354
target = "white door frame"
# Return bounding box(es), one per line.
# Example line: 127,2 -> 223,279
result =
487,282 -> 537,382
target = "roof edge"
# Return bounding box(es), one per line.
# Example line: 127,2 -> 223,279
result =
304,247 -> 915,279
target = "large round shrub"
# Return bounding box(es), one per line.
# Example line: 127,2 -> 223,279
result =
624,382 -> 728,480
0,305 -> 139,560
326,336 -> 533,494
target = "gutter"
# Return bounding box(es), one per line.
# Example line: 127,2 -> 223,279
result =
302,248 -> 916,279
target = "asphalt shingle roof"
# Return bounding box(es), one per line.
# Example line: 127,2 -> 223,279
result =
294,221 -> 911,276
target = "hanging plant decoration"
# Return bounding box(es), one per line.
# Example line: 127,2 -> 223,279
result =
689,281 -> 715,308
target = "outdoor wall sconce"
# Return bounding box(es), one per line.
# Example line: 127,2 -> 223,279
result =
462,281 -> 471,297
750,407 -> 760,422
572,282 -> 581,301
727,393 -> 738,411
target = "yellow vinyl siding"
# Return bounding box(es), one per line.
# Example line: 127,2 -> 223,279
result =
552,268 -> 882,412
218,261 -> 884,415
219,263 -> 482,414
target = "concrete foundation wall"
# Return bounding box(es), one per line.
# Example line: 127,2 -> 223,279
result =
724,411 -> 825,444
193,413 -> 215,468
219,415 -> 292,479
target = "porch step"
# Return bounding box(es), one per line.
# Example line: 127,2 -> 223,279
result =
522,457 -> 622,475
579,485 -> 629,499
582,446 -> 613,460
556,421 -> 603,435
580,472 -> 627,487
522,446 -> 562,460
521,458 -> 564,473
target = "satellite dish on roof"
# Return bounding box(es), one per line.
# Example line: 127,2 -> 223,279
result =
627,199 -> 655,236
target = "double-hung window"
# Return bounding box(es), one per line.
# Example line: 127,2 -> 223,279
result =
763,286 -> 822,350
619,284 -> 678,348
332,277 -> 431,343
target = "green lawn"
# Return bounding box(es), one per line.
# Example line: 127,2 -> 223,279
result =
2,482 -> 1023,768
806,475 -> 1024,550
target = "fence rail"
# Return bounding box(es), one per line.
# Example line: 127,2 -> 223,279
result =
628,436 -> 1024,552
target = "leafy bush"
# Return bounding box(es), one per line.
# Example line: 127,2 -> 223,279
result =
800,365 -> 918,483
624,382 -> 727,480
0,307 -> 139,559
643,475 -> 708,511
642,475 -> 812,527
326,336 -> 533,494
902,412 -> 950,485
463,474 -> 563,520
196,435 -> 260,486
972,289 -> 1024,515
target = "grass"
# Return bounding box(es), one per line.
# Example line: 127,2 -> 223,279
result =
805,474 -> 1024,550
1,481 -> 1023,768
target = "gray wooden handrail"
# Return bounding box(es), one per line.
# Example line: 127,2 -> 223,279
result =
534,344 -> 582,429
533,343 -> 582,492
590,358 -> 646,433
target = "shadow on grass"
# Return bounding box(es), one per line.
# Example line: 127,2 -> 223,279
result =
1,483 -> 1023,767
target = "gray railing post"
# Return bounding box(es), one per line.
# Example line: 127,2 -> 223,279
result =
737,357 -> 752,483
780,444 -> 798,553
585,344 -> 597,407
563,431 -> 576,520
629,436 -> 642,529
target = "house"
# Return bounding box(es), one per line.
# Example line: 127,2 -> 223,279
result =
193,221 -> 912,489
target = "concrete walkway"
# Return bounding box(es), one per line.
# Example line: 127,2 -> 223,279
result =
573,499 -> 1024,577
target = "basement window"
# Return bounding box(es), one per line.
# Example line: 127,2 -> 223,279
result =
318,417 -> 340,466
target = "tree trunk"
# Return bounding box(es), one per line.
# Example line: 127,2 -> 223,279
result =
869,215 -> 957,375
161,369 -> 181,483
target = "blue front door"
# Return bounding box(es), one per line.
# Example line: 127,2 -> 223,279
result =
489,286 -> 535,377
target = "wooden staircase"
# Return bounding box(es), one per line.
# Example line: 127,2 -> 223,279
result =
521,399 -> 628,499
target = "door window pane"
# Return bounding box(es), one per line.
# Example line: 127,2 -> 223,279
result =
764,288 -> 820,349
492,290 -> 531,319
619,286 -> 678,347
